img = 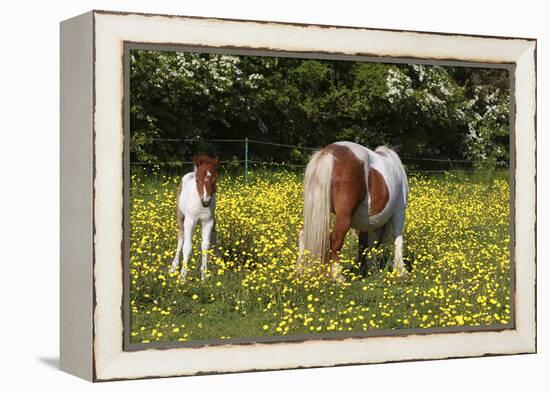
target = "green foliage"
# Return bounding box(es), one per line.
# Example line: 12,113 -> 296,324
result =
130,50 -> 510,169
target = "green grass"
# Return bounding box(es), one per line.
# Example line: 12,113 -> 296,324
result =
129,167 -> 511,344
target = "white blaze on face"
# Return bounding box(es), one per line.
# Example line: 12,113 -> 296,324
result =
200,170 -> 214,206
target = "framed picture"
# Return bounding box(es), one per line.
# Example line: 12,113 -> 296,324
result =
60,10 -> 536,381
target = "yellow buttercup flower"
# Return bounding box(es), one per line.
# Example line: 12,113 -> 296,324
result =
129,169 -> 511,342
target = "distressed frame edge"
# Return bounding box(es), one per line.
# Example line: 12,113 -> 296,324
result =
512,40 -> 537,354
122,42 -> 517,353
59,10 -> 95,381
98,347 -> 535,383
91,8 -> 538,42
88,11 -> 537,381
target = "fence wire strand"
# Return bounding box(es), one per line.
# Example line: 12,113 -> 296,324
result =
130,138 -> 508,172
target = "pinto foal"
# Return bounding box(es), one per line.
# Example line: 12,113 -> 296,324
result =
170,155 -> 219,281
298,141 -> 409,281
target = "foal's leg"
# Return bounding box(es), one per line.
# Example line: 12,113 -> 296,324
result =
391,209 -> 408,277
200,219 -> 215,280
180,217 -> 197,280
169,207 -> 185,274
210,221 -> 218,255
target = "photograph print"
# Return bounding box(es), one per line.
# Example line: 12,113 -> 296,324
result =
126,47 -> 512,346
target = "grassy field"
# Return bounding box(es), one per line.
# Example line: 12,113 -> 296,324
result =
129,167 -> 511,344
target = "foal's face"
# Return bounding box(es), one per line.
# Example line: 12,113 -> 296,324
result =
193,155 -> 219,207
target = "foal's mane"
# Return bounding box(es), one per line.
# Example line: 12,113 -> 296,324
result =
192,154 -> 219,171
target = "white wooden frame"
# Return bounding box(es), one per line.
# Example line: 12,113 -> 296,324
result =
60,10 -> 536,382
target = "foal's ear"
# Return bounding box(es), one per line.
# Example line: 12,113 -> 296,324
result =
213,156 -> 220,167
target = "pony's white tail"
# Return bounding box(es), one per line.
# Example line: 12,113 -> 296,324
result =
302,150 -> 334,264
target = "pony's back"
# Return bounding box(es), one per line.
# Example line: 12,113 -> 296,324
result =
375,146 -> 408,203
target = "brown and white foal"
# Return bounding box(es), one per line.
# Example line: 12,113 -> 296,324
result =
298,141 -> 409,281
170,155 -> 219,281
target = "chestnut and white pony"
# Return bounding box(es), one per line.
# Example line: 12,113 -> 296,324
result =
297,141 -> 408,281
170,155 -> 219,281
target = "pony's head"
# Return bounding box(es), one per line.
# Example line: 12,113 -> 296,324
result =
193,154 -> 220,207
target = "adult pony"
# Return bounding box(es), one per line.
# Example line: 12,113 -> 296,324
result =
297,141 -> 408,281
170,154 -> 219,281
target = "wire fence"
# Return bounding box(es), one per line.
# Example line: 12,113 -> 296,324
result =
130,138 -> 509,179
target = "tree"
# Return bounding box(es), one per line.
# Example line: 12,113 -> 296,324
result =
130,50 -> 510,169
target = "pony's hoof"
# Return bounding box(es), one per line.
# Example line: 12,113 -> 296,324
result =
179,274 -> 187,283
